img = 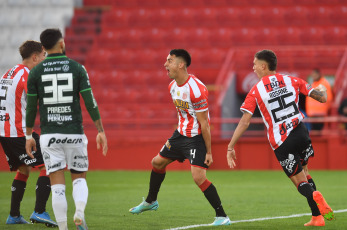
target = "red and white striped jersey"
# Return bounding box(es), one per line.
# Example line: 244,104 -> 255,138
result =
241,73 -> 313,150
169,74 -> 209,137
0,64 -> 29,137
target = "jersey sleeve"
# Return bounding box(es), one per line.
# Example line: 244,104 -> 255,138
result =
240,87 -> 257,115
191,85 -> 208,112
295,77 -> 314,96
27,69 -> 38,96
79,65 -> 91,92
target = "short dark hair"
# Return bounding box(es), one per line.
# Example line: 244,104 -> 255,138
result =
169,49 -> 191,67
19,40 -> 43,60
40,28 -> 63,50
312,68 -> 321,75
255,50 -> 277,71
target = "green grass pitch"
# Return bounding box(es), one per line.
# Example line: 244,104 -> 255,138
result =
0,170 -> 346,230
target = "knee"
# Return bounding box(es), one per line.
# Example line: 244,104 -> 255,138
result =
151,157 -> 164,169
192,173 -> 206,186
17,166 -> 30,176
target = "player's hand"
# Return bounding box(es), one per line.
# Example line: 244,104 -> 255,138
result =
25,138 -> 37,159
204,152 -> 213,167
227,149 -> 237,169
315,84 -> 327,92
96,131 -> 108,156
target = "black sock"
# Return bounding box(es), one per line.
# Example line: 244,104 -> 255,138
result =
308,178 -> 317,191
35,176 -> 51,213
10,180 -> 26,217
203,184 -> 227,217
297,182 -> 320,216
145,169 -> 166,203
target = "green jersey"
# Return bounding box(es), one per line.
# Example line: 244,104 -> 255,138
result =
27,53 -> 97,134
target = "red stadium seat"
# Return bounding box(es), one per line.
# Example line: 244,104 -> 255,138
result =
102,9 -> 130,28
284,6 -> 310,26
216,7 -> 242,27
323,26 -> 347,45
276,27 -> 302,45
208,28 -> 233,48
300,27 -> 325,45
193,8 -> 218,27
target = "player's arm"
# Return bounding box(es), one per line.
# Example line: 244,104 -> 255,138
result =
25,94 -> 38,159
80,89 -> 108,156
309,84 -> 327,103
227,112 -> 253,169
196,110 -> 213,167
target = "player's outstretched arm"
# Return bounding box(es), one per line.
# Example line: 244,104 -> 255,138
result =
227,112 -> 252,169
196,110 -> 213,167
309,84 -> 327,103
94,119 -> 108,156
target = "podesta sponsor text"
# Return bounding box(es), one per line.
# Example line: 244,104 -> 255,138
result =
48,137 -> 82,147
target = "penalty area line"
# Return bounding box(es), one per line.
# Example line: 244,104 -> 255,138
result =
165,209 -> 347,230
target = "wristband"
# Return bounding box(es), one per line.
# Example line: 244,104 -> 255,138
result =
25,134 -> 33,140
227,149 -> 234,151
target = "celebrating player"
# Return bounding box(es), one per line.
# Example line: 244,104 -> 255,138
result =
129,49 -> 231,226
25,29 -> 108,230
227,50 -> 335,226
0,40 -> 57,226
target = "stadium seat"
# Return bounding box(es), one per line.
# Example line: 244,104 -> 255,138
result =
193,8 -> 218,27
323,26 -> 347,45
216,7 -> 242,27
208,28 -> 233,48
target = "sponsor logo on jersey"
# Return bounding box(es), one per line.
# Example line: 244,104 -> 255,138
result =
47,106 -> 71,114
279,118 -> 299,135
165,140 -> 171,150
48,137 -> 83,147
19,154 -> 27,160
43,60 -> 69,67
48,162 -> 61,170
279,153 -> 296,173
174,99 -> 189,110
303,144 -> 314,161
72,162 -> 88,168
0,79 -> 13,85
62,65 -> 69,72
264,80 -> 285,91
0,114 -> 10,121
269,87 -> 288,99
47,114 -> 73,122
74,155 -> 88,160
177,91 -> 180,96
192,99 -> 207,110
306,84 -> 312,90
24,158 -> 37,164
182,92 -> 187,99
44,66 -> 65,72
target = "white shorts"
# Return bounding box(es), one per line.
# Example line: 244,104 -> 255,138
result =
40,133 -> 88,175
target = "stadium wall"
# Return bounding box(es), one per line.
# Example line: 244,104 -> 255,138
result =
0,130 -> 346,171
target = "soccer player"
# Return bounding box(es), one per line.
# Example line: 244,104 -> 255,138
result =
25,29 -> 108,230
226,50 -> 335,226
0,40 -> 57,227
129,49 -> 231,226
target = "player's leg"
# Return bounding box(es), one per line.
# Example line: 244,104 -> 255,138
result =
71,171 -> 88,230
191,166 -> 230,226
6,165 -> 31,224
129,154 -> 173,214
29,132 -> 57,227
50,170 -> 68,230
303,164 -> 316,190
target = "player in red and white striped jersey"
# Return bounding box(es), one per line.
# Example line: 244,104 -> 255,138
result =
168,74 -> 209,137
0,41 -> 56,226
227,50 -> 334,226
130,49 -> 231,226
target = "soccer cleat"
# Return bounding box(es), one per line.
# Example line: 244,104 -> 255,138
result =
304,215 -> 325,226
6,215 -> 31,224
30,211 -> 58,227
129,198 -> 159,214
74,213 -> 88,230
313,191 -> 335,221
210,216 -> 231,226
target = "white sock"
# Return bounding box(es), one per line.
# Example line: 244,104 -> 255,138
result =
72,178 -> 88,218
51,184 -> 68,229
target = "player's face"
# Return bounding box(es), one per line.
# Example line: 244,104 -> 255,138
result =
311,71 -> 320,82
253,58 -> 266,79
164,54 -> 179,79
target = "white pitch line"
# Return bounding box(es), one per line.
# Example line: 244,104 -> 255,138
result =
165,209 -> 347,230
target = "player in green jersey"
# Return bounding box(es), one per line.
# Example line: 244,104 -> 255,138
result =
25,28 -> 108,230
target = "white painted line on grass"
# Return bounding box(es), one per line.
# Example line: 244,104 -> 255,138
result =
165,209 -> 347,230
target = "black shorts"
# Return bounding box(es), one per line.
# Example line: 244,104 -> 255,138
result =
274,122 -> 315,177
0,132 -> 44,171
160,130 -> 208,169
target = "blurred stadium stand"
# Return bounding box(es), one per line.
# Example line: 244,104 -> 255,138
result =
0,0 -> 346,170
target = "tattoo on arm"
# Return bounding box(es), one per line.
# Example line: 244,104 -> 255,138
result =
94,119 -> 104,133
310,89 -> 327,103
